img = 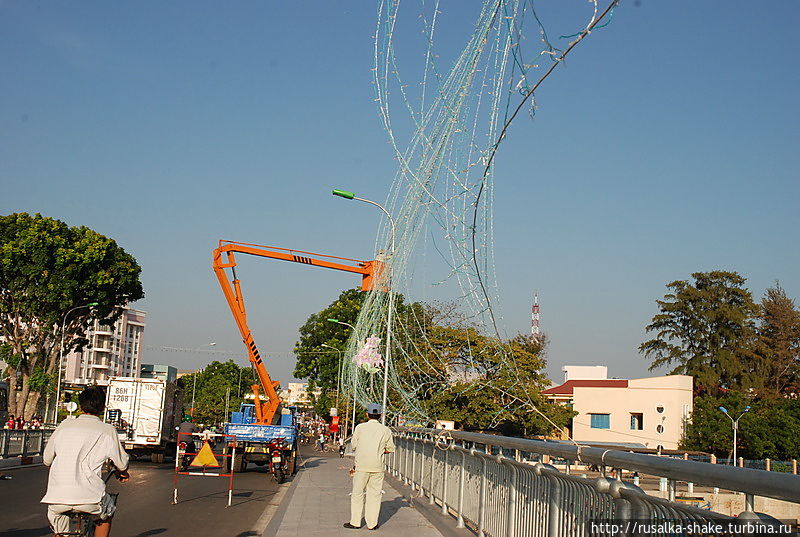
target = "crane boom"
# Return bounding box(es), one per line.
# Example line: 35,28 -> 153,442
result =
212,240 -> 383,424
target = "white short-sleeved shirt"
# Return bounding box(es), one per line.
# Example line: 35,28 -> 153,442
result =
41,414 -> 130,505
351,419 -> 395,473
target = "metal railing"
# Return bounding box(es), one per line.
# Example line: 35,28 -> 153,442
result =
0,429 -> 54,459
387,428 -> 800,537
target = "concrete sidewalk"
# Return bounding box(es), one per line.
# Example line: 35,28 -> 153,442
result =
267,453 -> 444,537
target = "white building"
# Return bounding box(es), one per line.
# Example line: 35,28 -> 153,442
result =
62,307 -> 146,386
543,365 -> 693,450
279,382 -> 321,406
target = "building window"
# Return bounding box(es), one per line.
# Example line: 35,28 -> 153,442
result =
589,413 -> 610,429
656,424 -> 665,434
630,413 -> 644,430
656,405 -> 665,414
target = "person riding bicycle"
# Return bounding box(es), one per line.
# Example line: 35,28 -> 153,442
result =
42,386 -> 130,537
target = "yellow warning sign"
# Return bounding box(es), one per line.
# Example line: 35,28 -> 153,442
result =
190,441 -> 220,467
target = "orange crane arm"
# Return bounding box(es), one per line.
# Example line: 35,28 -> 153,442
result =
212,240 -> 383,425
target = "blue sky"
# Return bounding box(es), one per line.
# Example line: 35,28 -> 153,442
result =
2,1 -> 798,385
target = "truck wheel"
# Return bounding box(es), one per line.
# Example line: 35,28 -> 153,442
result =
150,452 -> 164,464
229,454 -> 246,473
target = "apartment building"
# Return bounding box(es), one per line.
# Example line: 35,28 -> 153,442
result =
279,382 -> 321,407
140,364 -> 177,383
543,365 -> 693,450
62,307 -> 146,386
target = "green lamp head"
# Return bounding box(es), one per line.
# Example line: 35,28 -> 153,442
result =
332,189 -> 355,200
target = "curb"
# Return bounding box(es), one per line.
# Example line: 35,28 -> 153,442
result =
0,456 -> 43,469
257,464 -> 304,536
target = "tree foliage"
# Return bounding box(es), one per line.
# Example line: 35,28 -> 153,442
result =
293,292 -> 572,437
293,288 -> 366,390
639,271 -> 759,394
0,213 -> 144,418
754,283 -> 800,397
177,360 -> 253,425
682,393 -> 800,459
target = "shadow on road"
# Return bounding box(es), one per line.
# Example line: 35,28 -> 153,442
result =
132,529 -> 167,537
3,527 -> 50,536
176,487 -> 279,507
377,494 -> 409,526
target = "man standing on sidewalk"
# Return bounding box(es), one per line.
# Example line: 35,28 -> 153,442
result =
344,403 -> 395,531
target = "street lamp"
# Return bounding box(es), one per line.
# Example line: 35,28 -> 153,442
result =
719,405 -> 750,465
328,318 -> 358,435
54,302 -> 99,423
332,189 -> 396,425
191,342 -> 217,418
320,344 -> 343,407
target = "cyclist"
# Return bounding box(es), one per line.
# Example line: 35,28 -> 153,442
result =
42,386 -> 129,537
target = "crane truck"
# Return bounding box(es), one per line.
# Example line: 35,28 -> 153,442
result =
212,240 -> 383,482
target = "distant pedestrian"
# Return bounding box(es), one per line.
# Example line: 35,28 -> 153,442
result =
343,403 -> 395,531
5,415 -> 15,429
15,416 -> 25,430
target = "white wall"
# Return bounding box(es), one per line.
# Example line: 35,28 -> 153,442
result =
563,365 -> 608,382
570,375 -> 693,450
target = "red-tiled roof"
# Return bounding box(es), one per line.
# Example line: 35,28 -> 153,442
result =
542,379 -> 628,395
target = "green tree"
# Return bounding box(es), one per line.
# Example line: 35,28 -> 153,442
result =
412,332 -> 574,436
177,360 -> 253,425
293,288 -> 366,390
639,271 -> 759,394
0,213 -> 144,418
755,283 -> 800,397
682,393 -> 800,459
390,302 -> 573,436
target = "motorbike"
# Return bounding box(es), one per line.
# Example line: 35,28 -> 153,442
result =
339,444 -> 346,458
267,437 -> 288,483
178,440 -> 196,471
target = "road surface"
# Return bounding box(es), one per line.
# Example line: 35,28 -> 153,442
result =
0,457 -> 288,537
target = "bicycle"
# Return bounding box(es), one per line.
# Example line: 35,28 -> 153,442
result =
58,465 -> 128,536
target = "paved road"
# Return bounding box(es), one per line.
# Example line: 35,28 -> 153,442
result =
0,458 -> 287,537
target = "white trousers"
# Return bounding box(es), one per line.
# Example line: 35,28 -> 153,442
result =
47,492 -> 117,534
350,470 -> 384,529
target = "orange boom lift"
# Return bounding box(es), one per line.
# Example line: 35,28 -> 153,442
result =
212,240 -> 383,425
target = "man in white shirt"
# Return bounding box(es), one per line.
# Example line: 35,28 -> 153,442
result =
344,403 -> 396,531
42,386 -> 130,537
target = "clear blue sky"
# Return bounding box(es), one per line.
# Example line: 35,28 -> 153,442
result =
2,1 -> 798,385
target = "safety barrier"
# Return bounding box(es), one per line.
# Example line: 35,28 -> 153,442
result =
173,432 -> 237,507
387,428 -> 800,537
0,429 -> 54,458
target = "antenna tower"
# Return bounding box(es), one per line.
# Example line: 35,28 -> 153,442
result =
531,291 -> 540,340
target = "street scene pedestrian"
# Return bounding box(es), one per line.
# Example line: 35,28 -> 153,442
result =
343,403 -> 395,531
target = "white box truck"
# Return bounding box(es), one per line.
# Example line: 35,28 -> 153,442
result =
104,377 -> 181,463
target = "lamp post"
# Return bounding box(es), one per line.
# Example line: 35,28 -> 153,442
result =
332,189 -> 396,425
328,318 -> 357,435
191,342 -> 217,418
54,302 -> 99,423
320,344 -> 343,408
719,405 -> 750,465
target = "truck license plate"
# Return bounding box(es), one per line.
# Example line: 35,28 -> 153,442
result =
272,456 -> 282,463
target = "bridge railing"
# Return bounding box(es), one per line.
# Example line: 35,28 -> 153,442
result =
0,429 -> 54,459
387,428 -> 799,537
